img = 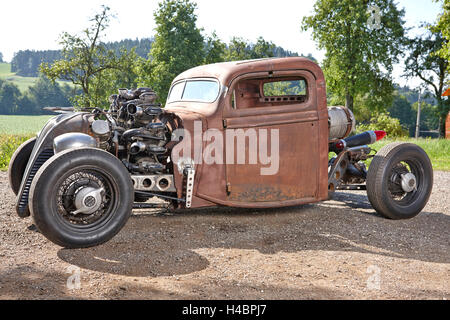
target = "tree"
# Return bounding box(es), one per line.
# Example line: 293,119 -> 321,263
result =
204,32 -> 226,64
251,37 -> 276,59
434,0 -> 450,70
224,37 -> 253,61
224,37 -> 277,62
387,92 -> 416,135
41,6 -> 139,108
25,76 -> 73,114
302,0 -> 406,112
0,52 -> 3,63
11,50 -> 61,77
0,80 -> 22,114
141,0 -> 205,104
404,26 -> 449,137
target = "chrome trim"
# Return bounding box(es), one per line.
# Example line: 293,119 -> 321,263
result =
185,166 -> 195,208
53,133 -> 98,154
131,175 -> 176,193
401,173 -> 417,193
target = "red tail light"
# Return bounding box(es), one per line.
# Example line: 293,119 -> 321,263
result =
374,130 -> 386,141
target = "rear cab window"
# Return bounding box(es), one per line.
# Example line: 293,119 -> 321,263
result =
230,76 -> 308,110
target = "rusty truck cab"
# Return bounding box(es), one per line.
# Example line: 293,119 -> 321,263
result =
165,57 -> 329,209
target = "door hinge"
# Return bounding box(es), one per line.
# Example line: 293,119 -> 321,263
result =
226,182 -> 232,195
223,119 -> 227,128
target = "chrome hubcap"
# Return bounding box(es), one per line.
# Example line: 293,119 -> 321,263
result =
400,172 -> 417,193
72,187 -> 104,215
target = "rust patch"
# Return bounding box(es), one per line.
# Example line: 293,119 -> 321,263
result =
229,184 -> 302,202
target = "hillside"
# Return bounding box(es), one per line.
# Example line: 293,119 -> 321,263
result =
0,62 -> 71,92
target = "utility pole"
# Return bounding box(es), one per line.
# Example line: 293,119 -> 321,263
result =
415,88 -> 422,139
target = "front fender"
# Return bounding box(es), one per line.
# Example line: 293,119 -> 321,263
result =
15,112 -> 94,217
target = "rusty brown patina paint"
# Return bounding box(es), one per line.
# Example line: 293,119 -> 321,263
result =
165,57 -> 329,209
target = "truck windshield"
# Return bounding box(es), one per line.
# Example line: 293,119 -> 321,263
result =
167,79 -> 220,103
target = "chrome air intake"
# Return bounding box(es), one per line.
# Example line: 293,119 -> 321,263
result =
328,106 -> 356,140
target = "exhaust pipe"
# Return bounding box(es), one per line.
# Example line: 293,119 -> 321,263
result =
330,130 -> 386,153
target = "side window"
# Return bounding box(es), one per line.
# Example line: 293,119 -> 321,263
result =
231,76 -> 308,110
263,79 -> 307,97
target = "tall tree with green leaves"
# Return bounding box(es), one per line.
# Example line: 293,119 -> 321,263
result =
302,0 -> 406,113
0,80 -> 21,114
224,37 -> 277,61
204,32 -> 226,64
142,0 -> 204,104
41,6 -> 140,108
0,52 -> 3,63
404,26 -> 449,137
434,0 -> 450,69
251,37 -> 276,59
224,37 -> 253,61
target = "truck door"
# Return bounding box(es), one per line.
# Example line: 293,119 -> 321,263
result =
222,70 -> 326,207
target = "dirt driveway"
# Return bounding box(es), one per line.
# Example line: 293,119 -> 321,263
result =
0,171 -> 448,300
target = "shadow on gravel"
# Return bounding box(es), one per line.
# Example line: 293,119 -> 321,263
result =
98,280 -> 349,300
0,266 -> 74,300
57,192 -> 450,277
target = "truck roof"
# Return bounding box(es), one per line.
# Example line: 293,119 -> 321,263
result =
172,57 -> 323,86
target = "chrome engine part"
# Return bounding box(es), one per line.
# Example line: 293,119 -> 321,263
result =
328,106 -> 355,140
131,175 -> 176,192
184,165 -> 195,208
53,132 -> 98,154
85,88 -> 179,199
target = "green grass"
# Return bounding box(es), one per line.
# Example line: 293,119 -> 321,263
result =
329,137 -> 450,171
370,137 -> 450,172
0,115 -> 53,170
0,134 -> 35,170
0,62 -> 13,76
0,62 -> 72,92
0,115 -> 53,135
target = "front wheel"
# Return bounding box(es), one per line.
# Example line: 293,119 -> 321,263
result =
366,142 -> 433,220
29,148 -> 134,248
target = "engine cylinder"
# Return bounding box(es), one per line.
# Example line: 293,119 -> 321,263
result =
328,106 -> 355,140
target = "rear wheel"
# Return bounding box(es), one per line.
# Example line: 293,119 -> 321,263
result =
29,148 -> 134,248
366,142 -> 433,219
8,137 -> 36,195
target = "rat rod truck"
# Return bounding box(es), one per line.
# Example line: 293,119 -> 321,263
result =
8,57 -> 433,248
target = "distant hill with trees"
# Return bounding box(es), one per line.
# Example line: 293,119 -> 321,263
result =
10,37 -> 303,79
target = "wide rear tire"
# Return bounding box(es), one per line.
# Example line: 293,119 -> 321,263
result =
29,148 -> 134,248
366,142 -> 433,220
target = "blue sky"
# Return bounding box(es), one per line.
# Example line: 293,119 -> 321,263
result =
0,0 -> 442,87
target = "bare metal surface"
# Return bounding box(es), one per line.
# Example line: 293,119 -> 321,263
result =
328,106 -> 355,140
401,173 -> 417,193
72,187 -> 104,215
185,167 -> 195,208
131,175 -> 176,193
53,133 -> 98,154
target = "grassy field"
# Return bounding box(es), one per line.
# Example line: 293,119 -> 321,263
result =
0,62 -> 71,92
371,137 -> 450,171
0,115 -> 52,170
0,115 -> 53,134
0,134 -> 35,170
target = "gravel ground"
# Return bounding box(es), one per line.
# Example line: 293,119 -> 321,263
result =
0,171 -> 448,300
